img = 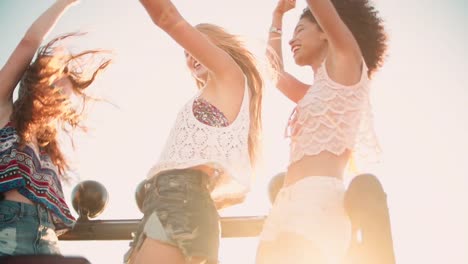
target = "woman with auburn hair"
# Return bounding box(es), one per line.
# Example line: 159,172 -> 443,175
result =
0,0 -> 111,256
256,0 -> 388,263
125,0 -> 264,263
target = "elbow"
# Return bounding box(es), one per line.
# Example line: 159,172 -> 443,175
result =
275,70 -> 289,87
266,51 -> 284,73
160,7 -> 183,31
150,4 -> 181,31
276,78 -> 288,91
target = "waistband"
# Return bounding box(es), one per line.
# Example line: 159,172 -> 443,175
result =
284,175 -> 344,190
149,168 -> 211,189
0,200 -> 55,227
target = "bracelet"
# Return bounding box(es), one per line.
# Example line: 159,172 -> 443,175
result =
269,26 -> 283,35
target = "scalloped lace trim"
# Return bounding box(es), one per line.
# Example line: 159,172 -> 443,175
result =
288,59 -> 380,166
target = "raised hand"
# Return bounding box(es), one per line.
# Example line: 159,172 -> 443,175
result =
274,0 -> 296,15
0,0 -> 80,106
57,0 -> 80,7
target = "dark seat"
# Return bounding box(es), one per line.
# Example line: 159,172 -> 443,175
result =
0,255 -> 91,264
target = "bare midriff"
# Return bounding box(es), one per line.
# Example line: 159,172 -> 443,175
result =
3,189 -> 34,205
284,150 -> 351,187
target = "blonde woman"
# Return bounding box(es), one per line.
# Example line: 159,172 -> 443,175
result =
125,0 -> 264,263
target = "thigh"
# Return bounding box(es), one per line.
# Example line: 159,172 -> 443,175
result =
35,226 -> 60,255
133,173 -> 220,262
256,232 -> 326,264
187,257 -> 212,264
134,237 -> 185,264
0,221 -> 18,256
152,192 -> 220,262
258,188 -> 291,242
0,201 -> 60,256
0,201 -> 22,256
183,193 -> 220,261
283,202 -> 350,263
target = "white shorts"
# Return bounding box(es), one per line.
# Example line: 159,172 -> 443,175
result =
259,176 -> 351,263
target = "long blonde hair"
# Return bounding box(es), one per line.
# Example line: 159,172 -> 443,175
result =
194,23 -> 263,167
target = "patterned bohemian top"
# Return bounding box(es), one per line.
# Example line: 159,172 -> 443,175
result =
0,122 -> 75,232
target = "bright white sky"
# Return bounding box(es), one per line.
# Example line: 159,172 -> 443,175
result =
1,0 -> 467,263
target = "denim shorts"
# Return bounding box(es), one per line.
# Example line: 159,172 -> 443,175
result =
0,200 -> 60,256
125,169 -> 220,263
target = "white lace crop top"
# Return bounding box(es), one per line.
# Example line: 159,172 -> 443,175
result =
147,78 -> 251,200
287,58 -> 380,165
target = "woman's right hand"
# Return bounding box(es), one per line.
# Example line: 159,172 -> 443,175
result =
58,0 -> 80,6
274,0 -> 296,15
0,0 -> 80,107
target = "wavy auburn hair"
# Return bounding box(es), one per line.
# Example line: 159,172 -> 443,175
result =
11,33 -> 112,176
194,23 -> 263,168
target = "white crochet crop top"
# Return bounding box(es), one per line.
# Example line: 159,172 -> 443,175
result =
147,78 -> 251,200
287,58 -> 380,165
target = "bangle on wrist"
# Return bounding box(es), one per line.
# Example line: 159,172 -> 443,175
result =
269,26 -> 283,35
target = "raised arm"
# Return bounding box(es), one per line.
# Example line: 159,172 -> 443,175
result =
305,0 -> 362,83
267,0 -> 309,103
0,0 -> 79,105
139,0 -> 243,84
